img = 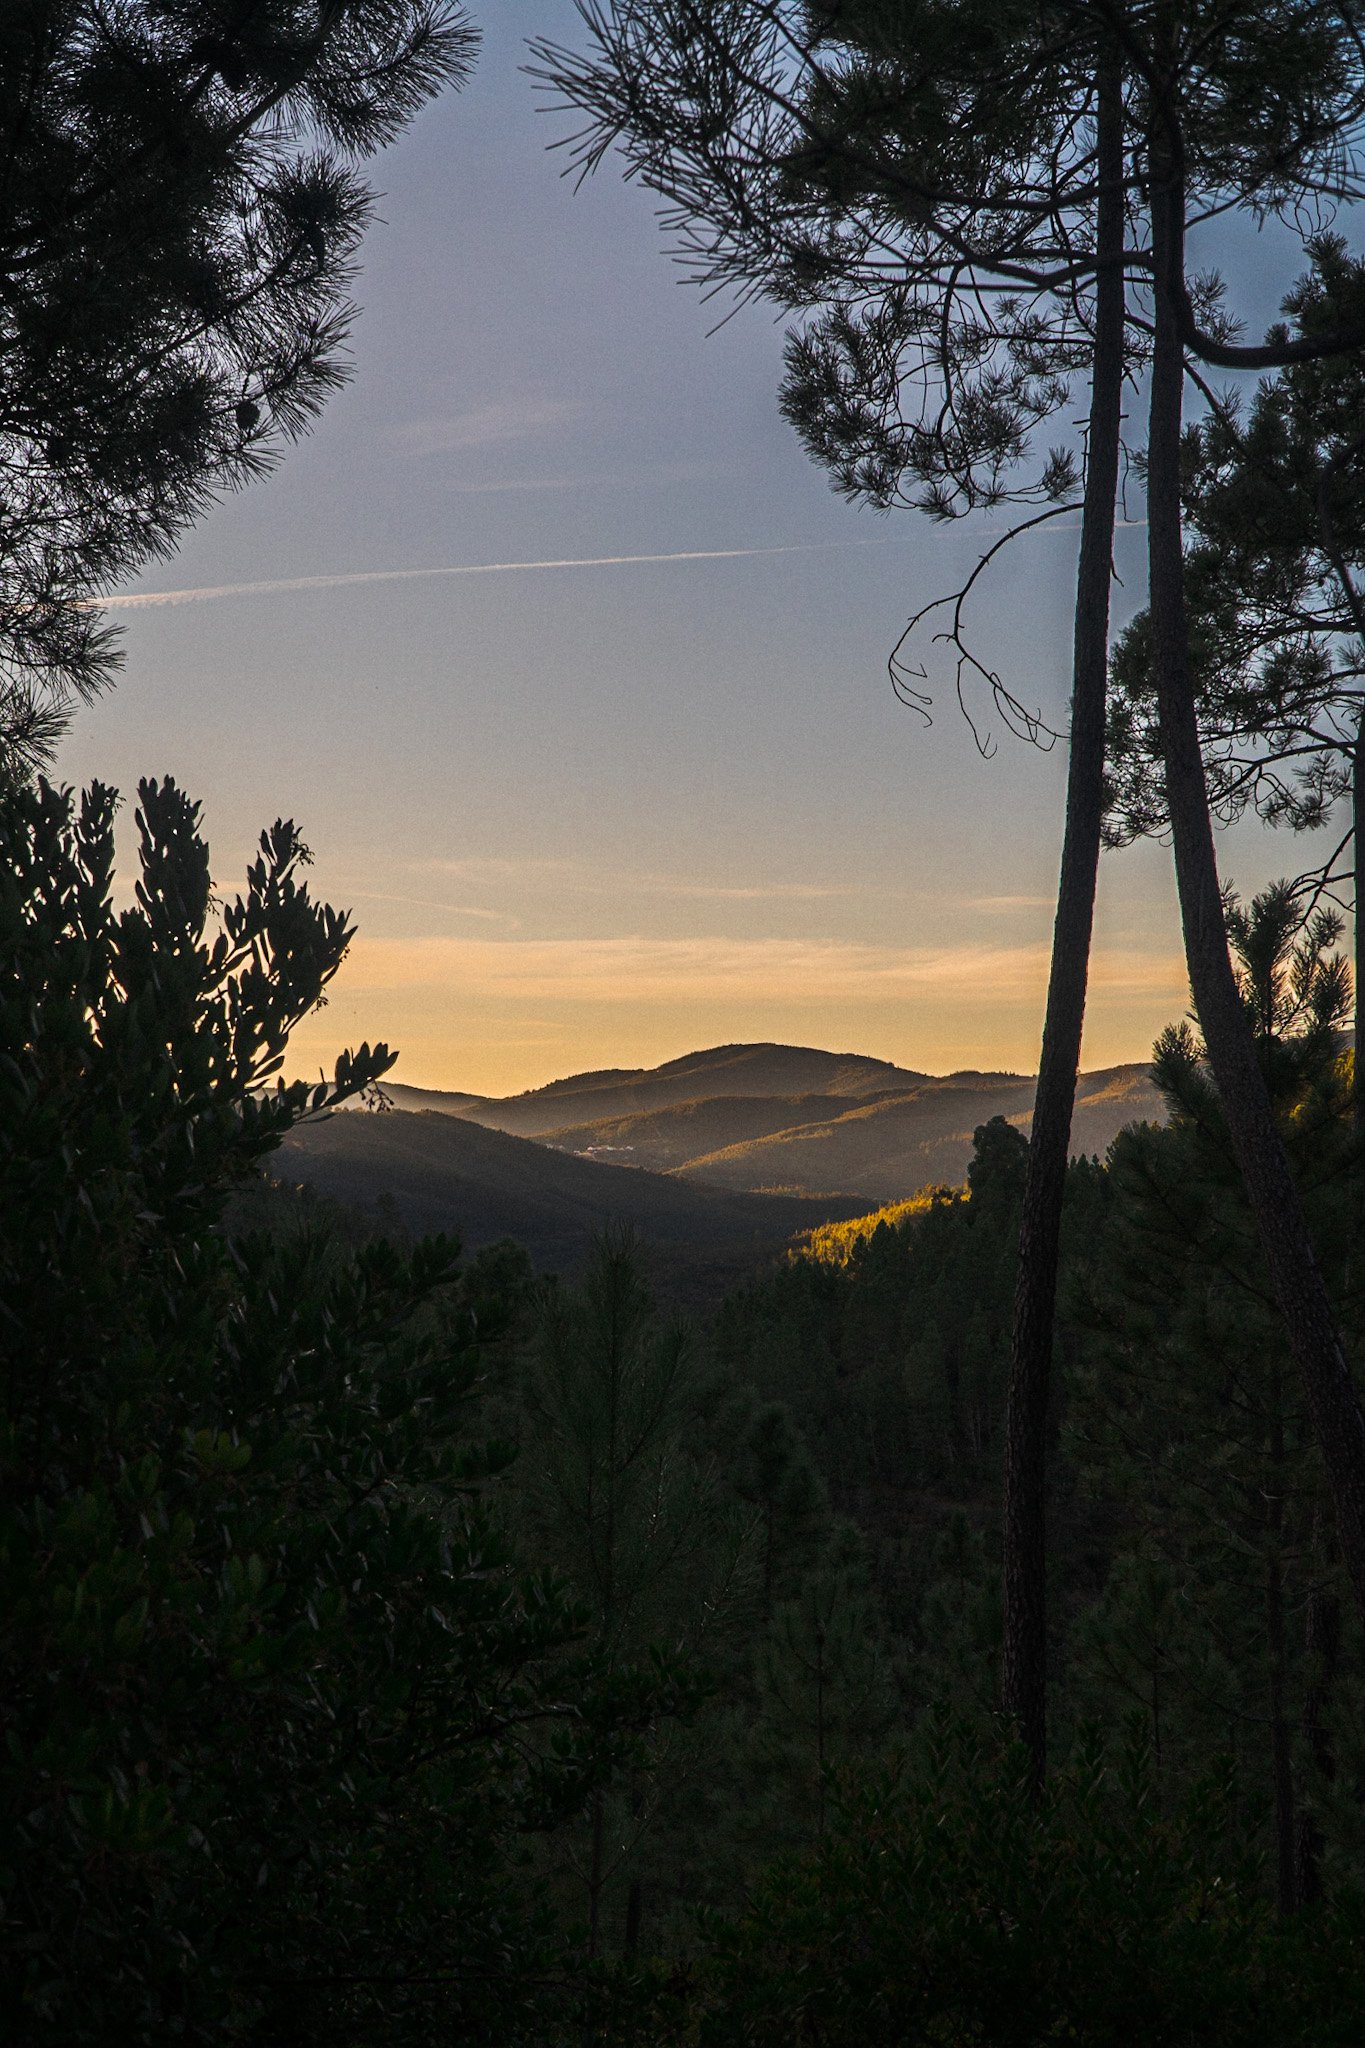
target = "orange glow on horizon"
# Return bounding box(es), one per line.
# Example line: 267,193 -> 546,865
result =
286,931 -> 1191,1098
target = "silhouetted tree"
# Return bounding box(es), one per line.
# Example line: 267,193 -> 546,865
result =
0,1 -> 477,764
533,0 -> 1136,1779
1107,240 -> 1365,1118
750,1532 -> 899,1842
1136,18 -> 1365,1660
0,776 -> 654,2042
520,1230 -> 740,1956
535,3 -> 1365,1772
1070,882 -> 1355,1913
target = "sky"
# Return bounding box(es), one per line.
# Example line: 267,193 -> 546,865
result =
56,3 -> 1324,1097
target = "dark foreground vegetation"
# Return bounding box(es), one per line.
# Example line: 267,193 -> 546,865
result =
7,773 -> 1365,2044
11,0 -> 1365,2038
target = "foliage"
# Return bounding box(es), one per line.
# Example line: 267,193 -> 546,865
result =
718,1117 -> 1104,1507
536,2 -> 1365,697
1065,885 -> 1360,1901
1106,240 -> 1365,851
687,1723 -> 1365,2048
794,1186 -> 958,1267
515,1231 -> 742,1954
0,776 -> 650,2043
9,776 -> 1365,2029
538,0 -> 1354,522
0,1 -> 477,763
746,1533 -> 900,1843
532,0 -> 1118,778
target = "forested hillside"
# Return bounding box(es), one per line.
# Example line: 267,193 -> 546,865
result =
377,1046 -> 1163,1198
12,774 -> 1363,2039
276,1103 -> 868,1296
17,0 -> 1365,2042
670,1061 -> 1160,1198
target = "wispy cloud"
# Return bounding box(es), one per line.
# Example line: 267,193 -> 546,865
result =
393,395 -> 584,454
443,459 -> 736,496
98,540 -> 887,611
414,855 -> 851,905
442,475 -> 585,494
967,893 -> 1055,913
409,859 -> 1079,915
645,880 -> 848,903
334,933 -> 1187,1007
416,855 -> 575,882
346,889 -> 515,925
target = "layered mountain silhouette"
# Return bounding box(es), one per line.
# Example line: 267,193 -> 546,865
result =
276,1106 -> 869,1300
276,1040 -> 1164,1297
374,1041 -> 1163,1205
384,1042 -> 926,1136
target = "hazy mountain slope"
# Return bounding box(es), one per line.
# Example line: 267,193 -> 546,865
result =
675,1075 -> 1037,1199
276,1108 -> 868,1291
1065,1066 -> 1166,1160
370,1082 -> 486,1117
535,1091 -> 909,1170
674,1064 -> 1163,1201
370,1043 -> 1164,1203
383,1042 -> 926,1136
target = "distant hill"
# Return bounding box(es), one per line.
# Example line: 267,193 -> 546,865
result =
371,1043 -> 1164,1203
383,1042 -> 926,1137
536,1091 -> 910,1170
671,1064 -> 1163,1203
276,1107 -> 869,1300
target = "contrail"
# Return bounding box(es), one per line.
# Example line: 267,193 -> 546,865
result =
94,516 -> 1151,612
96,540 -> 889,610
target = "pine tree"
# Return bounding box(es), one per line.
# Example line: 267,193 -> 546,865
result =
518,1230 -> 748,1956
1106,240 -> 1365,1116
750,1528 -> 900,1845
534,3 -> 1365,1772
0,774 -> 650,2043
0,1 -> 477,762
1068,882 -> 1357,1909
724,1392 -> 830,1613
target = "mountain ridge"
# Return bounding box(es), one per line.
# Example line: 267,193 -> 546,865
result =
382,1041 -> 929,1137
373,1043 -> 1162,1202
666,1062 -> 1160,1203
277,1107 -> 870,1301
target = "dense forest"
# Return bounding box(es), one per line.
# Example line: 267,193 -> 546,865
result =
12,0 -> 1365,2041
7,771 -> 1365,2041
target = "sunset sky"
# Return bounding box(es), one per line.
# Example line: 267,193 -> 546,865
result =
57,3 -> 1318,1097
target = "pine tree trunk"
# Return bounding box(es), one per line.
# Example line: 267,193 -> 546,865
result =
624,1875 -> 643,1956
1354,716 -> 1364,1136
1295,1531 -> 1341,1905
1266,1388 -> 1298,1917
1146,153 -> 1365,1637
587,1790 -> 605,1958
1314,497 -> 1365,1135
1002,62 -> 1125,1785
1268,1551 -> 1297,1917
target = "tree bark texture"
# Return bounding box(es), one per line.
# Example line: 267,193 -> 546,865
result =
587,1791 -> 605,1958
1354,719 -> 1364,1136
1001,62 -> 1125,1786
1146,151 -> 1365,1639
1312,487 -> 1365,1135
1295,1545 -> 1342,1906
624,1875 -> 643,1956
1265,1392 -> 1298,1918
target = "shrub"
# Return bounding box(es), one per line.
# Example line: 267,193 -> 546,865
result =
0,777 -> 652,2043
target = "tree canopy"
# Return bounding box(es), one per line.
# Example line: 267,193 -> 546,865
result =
0,775 -> 662,2043
0,0 -> 477,765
